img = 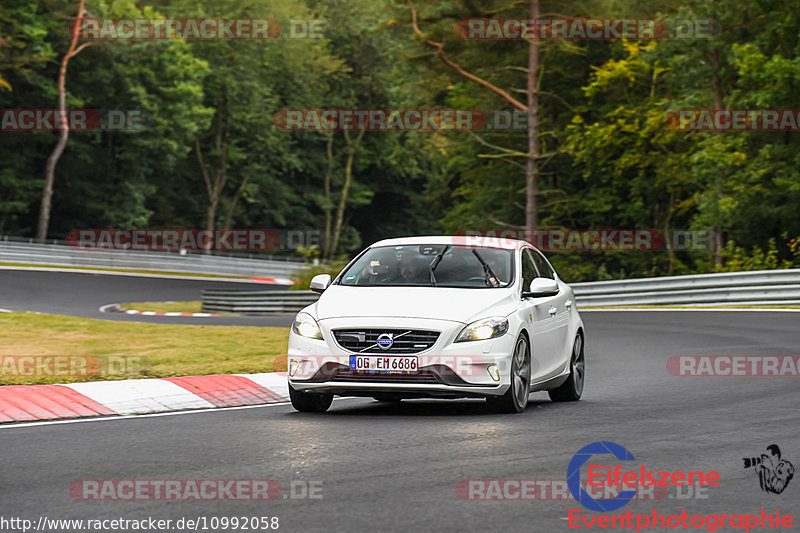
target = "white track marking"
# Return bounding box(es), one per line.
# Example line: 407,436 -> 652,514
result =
98,303 -> 228,318
236,373 -> 290,399
65,379 -> 216,415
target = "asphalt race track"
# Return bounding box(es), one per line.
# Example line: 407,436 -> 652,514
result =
0,269 -> 292,326
1,310 -> 798,532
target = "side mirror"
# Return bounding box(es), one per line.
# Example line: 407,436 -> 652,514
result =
522,277 -> 559,298
310,274 -> 332,294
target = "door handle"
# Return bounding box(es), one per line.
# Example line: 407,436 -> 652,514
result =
565,300 -> 573,309
548,306 -> 557,317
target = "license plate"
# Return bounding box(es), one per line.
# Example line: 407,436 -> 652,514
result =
350,355 -> 418,374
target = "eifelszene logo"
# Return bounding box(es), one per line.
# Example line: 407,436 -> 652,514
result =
567,441 -> 721,512
743,444 -> 795,495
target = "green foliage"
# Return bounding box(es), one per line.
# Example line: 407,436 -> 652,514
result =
709,238 -> 800,272
1,0 -> 799,280
290,260 -> 348,291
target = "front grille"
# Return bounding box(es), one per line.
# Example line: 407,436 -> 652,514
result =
328,368 -> 440,384
332,329 -> 440,354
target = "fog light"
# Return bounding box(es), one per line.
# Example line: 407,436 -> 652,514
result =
289,358 -> 301,377
487,364 -> 500,382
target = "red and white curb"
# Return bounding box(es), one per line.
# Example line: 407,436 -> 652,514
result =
100,304 -> 222,317
251,277 -> 298,285
0,372 -> 289,423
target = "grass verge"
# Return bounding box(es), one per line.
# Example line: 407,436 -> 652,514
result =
0,312 -> 288,385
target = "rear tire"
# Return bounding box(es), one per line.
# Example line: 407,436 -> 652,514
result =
289,384 -> 333,412
548,332 -> 585,402
488,335 -> 530,413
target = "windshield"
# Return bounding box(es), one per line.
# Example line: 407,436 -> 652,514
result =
338,244 -> 514,288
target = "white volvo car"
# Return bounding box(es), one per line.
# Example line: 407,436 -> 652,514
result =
287,236 -> 585,413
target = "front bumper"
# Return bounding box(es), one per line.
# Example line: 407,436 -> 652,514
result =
288,316 -> 515,398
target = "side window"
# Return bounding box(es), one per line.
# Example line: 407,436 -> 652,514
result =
521,249 -> 537,292
531,250 -> 555,280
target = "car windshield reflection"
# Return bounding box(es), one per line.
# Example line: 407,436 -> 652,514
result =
338,245 -> 513,288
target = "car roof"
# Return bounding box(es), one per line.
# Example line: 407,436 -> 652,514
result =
369,235 -> 536,250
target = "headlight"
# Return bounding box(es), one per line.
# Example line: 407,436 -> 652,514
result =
455,317 -> 508,342
292,312 -> 324,340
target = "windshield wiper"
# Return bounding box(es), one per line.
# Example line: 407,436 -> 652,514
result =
472,250 -> 501,287
428,245 -> 450,287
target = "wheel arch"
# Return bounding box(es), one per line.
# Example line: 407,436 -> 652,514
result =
517,326 -> 531,357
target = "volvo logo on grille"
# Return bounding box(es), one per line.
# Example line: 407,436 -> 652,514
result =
376,333 -> 394,350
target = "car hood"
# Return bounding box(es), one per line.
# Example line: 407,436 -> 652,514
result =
314,285 -> 517,324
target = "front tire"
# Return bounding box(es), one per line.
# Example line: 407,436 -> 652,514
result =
548,332 -> 584,402
488,335 -> 530,413
289,384 -> 333,412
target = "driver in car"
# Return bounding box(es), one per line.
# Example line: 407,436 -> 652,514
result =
396,254 -> 429,284
359,252 -> 430,285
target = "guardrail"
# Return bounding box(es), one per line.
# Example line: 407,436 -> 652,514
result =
202,290 -> 319,313
200,269 -> 800,314
0,240 -> 308,278
572,269 -> 800,307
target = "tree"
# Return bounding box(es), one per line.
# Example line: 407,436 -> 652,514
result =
407,0 -> 542,230
36,0 -> 91,242
327,127 -> 366,259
